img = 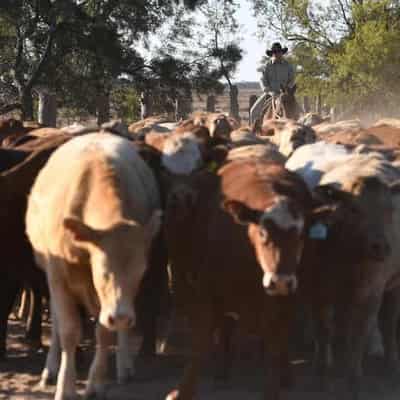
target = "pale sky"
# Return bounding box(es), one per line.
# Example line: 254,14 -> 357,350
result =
140,0 -> 275,83
235,0 -> 276,82
235,0 -> 265,82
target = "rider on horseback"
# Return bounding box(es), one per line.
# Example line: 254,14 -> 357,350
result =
249,42 -> 296,126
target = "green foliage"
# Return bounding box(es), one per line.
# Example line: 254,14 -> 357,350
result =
251,0 -> 400,115
0,0 -> 219,119
329,1 -> 400,110
110,85 -> 141,122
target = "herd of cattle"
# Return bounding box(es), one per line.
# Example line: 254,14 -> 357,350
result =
2,112 -> 400,400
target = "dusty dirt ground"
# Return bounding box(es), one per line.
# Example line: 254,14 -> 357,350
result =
2,317 -> 400,400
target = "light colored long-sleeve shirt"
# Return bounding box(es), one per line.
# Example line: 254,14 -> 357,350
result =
260,59 -> 295,94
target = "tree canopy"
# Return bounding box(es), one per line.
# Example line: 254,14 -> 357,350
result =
0,0 -> 233,121
251,0 -> 400,118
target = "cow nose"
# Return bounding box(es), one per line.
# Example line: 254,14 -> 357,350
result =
263,273 -> 298,296
104,310 -> 135,331
107,313 -> 134,330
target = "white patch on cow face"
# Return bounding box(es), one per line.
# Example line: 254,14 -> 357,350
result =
262,270 -> 298,296
260,196 -> 304,232
162,132 -> 203,175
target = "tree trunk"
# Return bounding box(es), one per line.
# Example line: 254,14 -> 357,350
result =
229,85 -> 239,120
21,90 -> 34,121
38,89 -> 57,127
206,95 -> 216,112
175,93 -> 192,121
303,96 -> 310,113
316,94 -> 322,115
140,92 -> 152,120
96,92 -> 110,125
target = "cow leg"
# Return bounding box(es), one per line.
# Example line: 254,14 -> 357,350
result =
50,283 -> 81,400
379,288 -> 400,375
311,303 -> 334,390
136,230 -> 169,357
17,286 -> 29,320
116,329 -> 135,383
346,295 -> 381,400
263,299 -> 295,400
214,314 -> 237,383
0,277 -> 20,359
25,266 -> 47,349
166,308 -> 214,400
40,305 -> 61,387
85,323 -> 113,399
25,285 -> 43,350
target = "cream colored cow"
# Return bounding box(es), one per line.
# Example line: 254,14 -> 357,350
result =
26,133 -> 162,400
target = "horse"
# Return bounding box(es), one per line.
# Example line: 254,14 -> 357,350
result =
253,84 -> 300,132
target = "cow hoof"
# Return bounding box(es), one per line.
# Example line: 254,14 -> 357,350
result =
165,389 -> 180,400
133,355 -> 158,381
55,393 -> 80,400
84,385 -> 107,400
117,374 -> 132,385
385,360 -> 400,376
213,379 -> 229,391
117,364 -> 135,384
39,373 -> 57,388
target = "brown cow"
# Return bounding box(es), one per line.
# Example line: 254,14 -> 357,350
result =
164,159 -> 320,400
259,119 -> 316,157
175,112 -> 239,140
0,135 -> 71,358
0,118 -> 43,146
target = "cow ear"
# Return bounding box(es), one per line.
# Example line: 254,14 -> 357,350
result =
222,200 -> 261,225
63,218 -> 101,244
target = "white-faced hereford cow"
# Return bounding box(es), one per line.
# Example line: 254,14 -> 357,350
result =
25,133 -> 162,400
164,159 -> 321,400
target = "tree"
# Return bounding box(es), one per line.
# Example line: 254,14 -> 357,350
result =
155,0 -> 242,118
250,0 -> 400,117
328,1 -> 400,115
0,0 -> 211,121
198,0 -> 243,118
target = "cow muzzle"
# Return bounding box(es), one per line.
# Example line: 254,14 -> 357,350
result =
263,272 -> 298,296
100,306 -> 135,331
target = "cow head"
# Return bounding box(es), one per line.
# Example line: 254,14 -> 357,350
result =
348,176 -> 393,261
161,132 -> 203,175
312,176 -> 394,263
223,196 -> 306,296
208,115 -> 233,140
260,120 -> 316,157
63,210 -> 162,331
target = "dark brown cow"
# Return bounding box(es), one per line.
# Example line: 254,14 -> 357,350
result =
298,176 -> 400,399
164,159 -> 318,400
0,118 -> 44,146
0,135 -> 71,358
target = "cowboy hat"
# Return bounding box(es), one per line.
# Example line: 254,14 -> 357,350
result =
266,42 -> 288,57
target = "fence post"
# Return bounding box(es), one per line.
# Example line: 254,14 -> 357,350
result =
206,95 -> 216,112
